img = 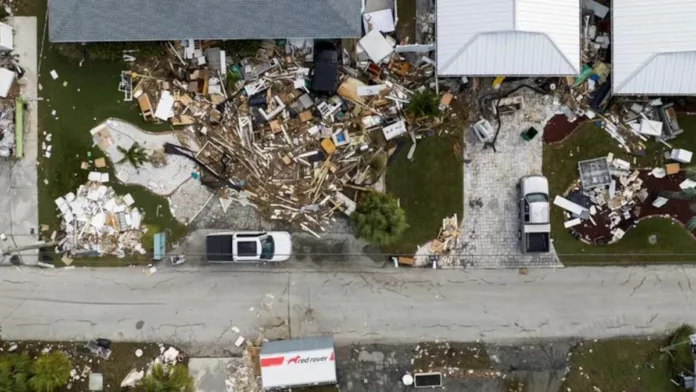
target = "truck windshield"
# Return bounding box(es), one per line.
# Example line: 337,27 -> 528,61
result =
260,236 -> 274,260
526,193 -> 548,203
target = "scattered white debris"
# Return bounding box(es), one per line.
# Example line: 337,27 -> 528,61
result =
402,373 -> 414,386
55,182 -> 146,257
163,346 -> 180,363
120,369 -> 144,388
135,349 -> 143,358
50,70 -> 58,79
234,336 -> 245,347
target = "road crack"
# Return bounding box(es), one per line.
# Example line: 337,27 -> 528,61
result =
630,276 -> 646,296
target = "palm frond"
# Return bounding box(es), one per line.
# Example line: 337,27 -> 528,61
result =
687,216 -> 696,232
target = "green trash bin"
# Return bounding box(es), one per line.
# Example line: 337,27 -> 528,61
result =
521,127 -> 539,141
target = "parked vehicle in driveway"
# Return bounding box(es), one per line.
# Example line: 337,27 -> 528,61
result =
205,231 -> 292,263
518,175 -> 551,253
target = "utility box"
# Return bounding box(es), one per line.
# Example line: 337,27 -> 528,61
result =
0,22 -> 13,52
414,372 -> 443,388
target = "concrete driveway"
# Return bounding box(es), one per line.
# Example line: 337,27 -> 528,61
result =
0,265 -> 693,356
0,17 -> 38,265
459,88 -> 561,268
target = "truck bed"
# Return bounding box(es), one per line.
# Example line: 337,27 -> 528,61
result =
206,235 -> 234,262
526,233 -> 550,253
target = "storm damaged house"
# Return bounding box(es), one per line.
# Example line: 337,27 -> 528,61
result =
436,0 -> 581,76
48,0 -> 363,42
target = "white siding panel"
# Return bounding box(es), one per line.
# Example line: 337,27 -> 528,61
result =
437,0 -> 580,76
613,0 -> 696,94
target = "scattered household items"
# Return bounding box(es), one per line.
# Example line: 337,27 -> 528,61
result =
558,152 -> 694,245
578,157 -> 611,189
84,339 -> 112,359
88,373 -> 104,391
169,254 -> 186,266
0,101 -> 16,157
471,119 -> 494,143
669,148 -> 693,164
0,22 -> 13,52
205,231 -> 292,263
54,183 -> 146,258
259,336 -> 337,390
0,67 -> 15,98
518,176 -> 551,253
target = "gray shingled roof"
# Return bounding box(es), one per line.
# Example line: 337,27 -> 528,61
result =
260,336 -> 334,355
49,0 -> 362,43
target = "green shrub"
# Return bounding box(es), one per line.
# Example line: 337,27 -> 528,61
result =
666,324 -> 696,378
406,90 -> 441,118
141,364 -> 194,392
352,191 -> 407,245
29,351 -> 71,392
0,354 -> 32,392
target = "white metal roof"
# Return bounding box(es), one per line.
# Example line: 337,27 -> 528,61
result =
436,0 -> 580,76
612,0 -> 696,95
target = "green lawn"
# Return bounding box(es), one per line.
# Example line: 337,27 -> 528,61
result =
561,326 -> 694,392
543,120 -> 696,265
384,136 -> 463,254
395,0 -> 417,42
30,1 -> 186,264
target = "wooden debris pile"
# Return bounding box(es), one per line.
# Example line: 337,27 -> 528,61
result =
428,214 -> 459,255
120,39 -> 449,237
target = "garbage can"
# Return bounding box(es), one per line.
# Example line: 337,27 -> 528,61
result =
521,127 -> 539,141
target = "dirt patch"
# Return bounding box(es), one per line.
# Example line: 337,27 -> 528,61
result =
0,340 -> 186,392
543,114 -> 588,144
413,341 -> 490,375
567,170 -> 694,244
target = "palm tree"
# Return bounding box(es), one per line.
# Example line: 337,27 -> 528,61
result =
141,364 -> 194,392
28,351 -> 71,392
659,167 -> 696,231
117,142 -> 148,168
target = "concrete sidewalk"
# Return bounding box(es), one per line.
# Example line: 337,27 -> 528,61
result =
0,17 -> 38,265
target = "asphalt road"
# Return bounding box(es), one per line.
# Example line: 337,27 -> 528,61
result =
0,265 -> 694,356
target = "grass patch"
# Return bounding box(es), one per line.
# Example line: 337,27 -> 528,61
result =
34,1 -> 187,264
543,120 -> 696,264
561,325 -> 695,392
384,136 -> 463,254
0,340 -> 177,392
395,0 -> 417,42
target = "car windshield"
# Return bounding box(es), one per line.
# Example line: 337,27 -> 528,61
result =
526,193 -> 548,203
260,236 -> 274,260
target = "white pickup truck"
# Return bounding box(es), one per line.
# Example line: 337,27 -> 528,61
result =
205,231 -> 292,263
518,175 -> 551,253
